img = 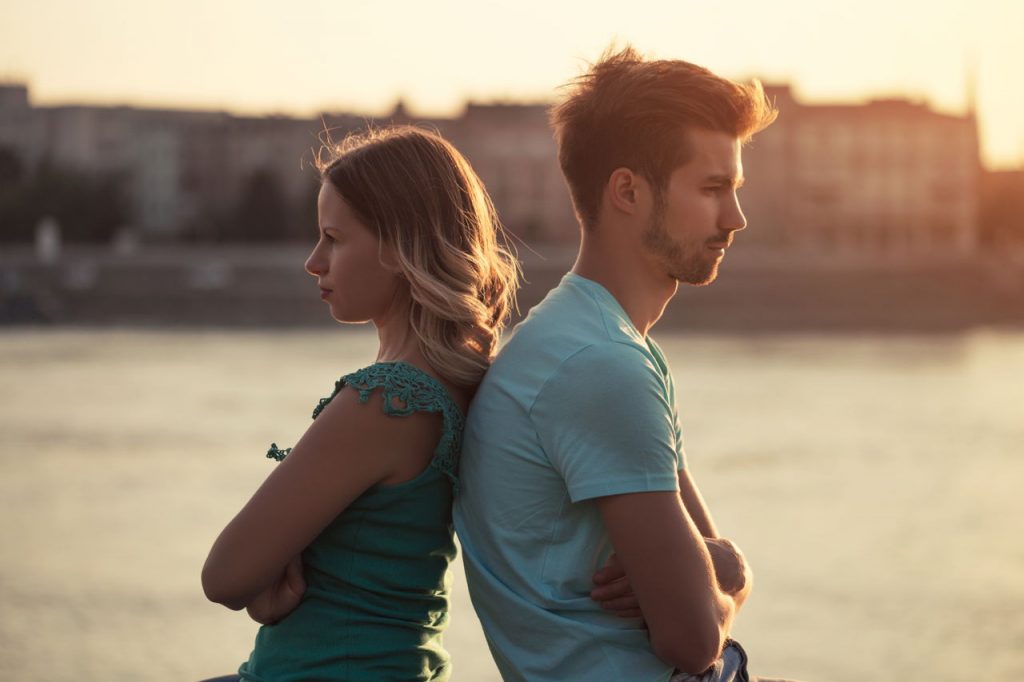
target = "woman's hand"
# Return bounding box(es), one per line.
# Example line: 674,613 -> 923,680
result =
245,554 -> 307,625
590,553 -> 644,620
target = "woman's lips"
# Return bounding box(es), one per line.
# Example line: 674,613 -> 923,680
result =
319,288 -> 332,300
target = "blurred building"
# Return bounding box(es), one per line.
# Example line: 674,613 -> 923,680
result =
979,168 -> 1024,248
0,84 -> 44,168
439,103 -> 577,242
0,81 -> 988,252
741,85 -> 981,254
0,84 -> 326,238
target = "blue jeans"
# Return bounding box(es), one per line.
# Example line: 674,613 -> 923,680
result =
669,639 -> 802,682
670,639 -> 750,682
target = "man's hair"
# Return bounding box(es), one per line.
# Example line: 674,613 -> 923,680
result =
549,45 -> 778,230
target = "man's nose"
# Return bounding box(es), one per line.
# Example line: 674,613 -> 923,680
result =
723,196 -> 747,233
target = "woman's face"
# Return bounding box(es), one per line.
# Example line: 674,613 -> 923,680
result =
304,183 -> 403,324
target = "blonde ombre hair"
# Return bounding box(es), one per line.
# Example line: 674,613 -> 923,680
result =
315,126 -> 520,387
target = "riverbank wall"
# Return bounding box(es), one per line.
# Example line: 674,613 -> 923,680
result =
2,245 -> 1022,332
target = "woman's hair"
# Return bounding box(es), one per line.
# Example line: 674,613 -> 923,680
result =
550,45 -> 779,230
315,125 -> 520,388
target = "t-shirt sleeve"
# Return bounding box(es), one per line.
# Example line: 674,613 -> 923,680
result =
529,342 -> 682,503
665,365 -> 688,471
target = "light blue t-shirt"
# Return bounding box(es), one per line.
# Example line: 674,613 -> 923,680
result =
453,273 -> 686,682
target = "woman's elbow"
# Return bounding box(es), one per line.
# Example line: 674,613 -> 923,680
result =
201,560 -> 249,610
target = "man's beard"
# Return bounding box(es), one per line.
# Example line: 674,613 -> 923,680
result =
641,202 -> 720,286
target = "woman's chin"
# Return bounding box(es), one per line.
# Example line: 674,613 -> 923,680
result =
329,311 -> 373,326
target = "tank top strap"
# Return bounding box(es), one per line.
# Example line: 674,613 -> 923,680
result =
266,361 -> 465,491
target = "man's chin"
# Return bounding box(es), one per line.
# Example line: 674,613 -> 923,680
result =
675,265 -> 719,287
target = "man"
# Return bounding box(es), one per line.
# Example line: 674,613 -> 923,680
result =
454,47 -> 786,681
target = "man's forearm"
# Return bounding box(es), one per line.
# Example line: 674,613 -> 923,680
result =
678,469 -> 719,538
598,491 -> 740,674
679,470 -> 752,611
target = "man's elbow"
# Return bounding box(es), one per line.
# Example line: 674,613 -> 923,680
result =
650,619 -> 725,675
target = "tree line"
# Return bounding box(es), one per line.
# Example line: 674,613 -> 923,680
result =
0,146 -> 318,244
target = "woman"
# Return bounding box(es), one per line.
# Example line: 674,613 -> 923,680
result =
201,126 -> 519,681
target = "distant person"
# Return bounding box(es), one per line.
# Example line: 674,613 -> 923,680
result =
201,126 -> 519,681
454,47 -> 799,681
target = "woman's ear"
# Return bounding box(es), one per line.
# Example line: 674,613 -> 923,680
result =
378,241 -> 403,275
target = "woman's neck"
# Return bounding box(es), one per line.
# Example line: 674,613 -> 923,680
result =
373,306 -> 472,413
373,307 -> 422,365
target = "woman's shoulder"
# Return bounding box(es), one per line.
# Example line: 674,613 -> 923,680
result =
269,361 -> 468,463
324,361 -> 468,422
326,361 -> 467,487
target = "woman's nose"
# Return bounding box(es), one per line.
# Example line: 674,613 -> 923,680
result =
305,248 -> 325,277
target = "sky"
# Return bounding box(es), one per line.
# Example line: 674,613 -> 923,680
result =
1,0 -> 1022,169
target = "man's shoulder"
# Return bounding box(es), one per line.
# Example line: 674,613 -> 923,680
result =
499,276 -> 644,358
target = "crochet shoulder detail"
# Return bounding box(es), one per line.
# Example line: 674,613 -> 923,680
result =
265,362 -> 465,490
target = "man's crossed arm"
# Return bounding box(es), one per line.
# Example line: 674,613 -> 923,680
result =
590,468 -> 752,674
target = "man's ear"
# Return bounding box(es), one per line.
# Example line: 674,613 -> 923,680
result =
606,167 -> 647,217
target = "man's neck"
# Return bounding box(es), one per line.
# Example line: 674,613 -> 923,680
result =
571,235 -> 678,338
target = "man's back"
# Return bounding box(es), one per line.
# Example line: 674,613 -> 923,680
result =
454,273 -> 685,682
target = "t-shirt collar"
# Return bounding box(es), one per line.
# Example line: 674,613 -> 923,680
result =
563,272 -> 647,343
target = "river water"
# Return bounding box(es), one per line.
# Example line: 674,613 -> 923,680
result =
1,328 -> 1022,681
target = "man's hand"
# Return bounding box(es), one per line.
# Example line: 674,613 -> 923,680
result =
704,537 -> 751,606
592,540 -> 752,620
245,554 -> 306,625
590,553 -> 644,619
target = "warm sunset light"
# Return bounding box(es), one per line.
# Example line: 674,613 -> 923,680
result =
1,0 -> 1021,169
1,3 -> 1022,682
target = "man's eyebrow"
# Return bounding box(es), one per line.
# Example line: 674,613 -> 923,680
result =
704,175 -> 745,189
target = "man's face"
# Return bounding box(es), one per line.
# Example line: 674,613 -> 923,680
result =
642,128 -> 747,286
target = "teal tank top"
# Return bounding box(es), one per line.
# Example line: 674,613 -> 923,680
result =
238,362 -> 464,682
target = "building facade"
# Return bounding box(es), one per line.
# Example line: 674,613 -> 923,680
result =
0,82 -> 986,252
741,85 -> 980,254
